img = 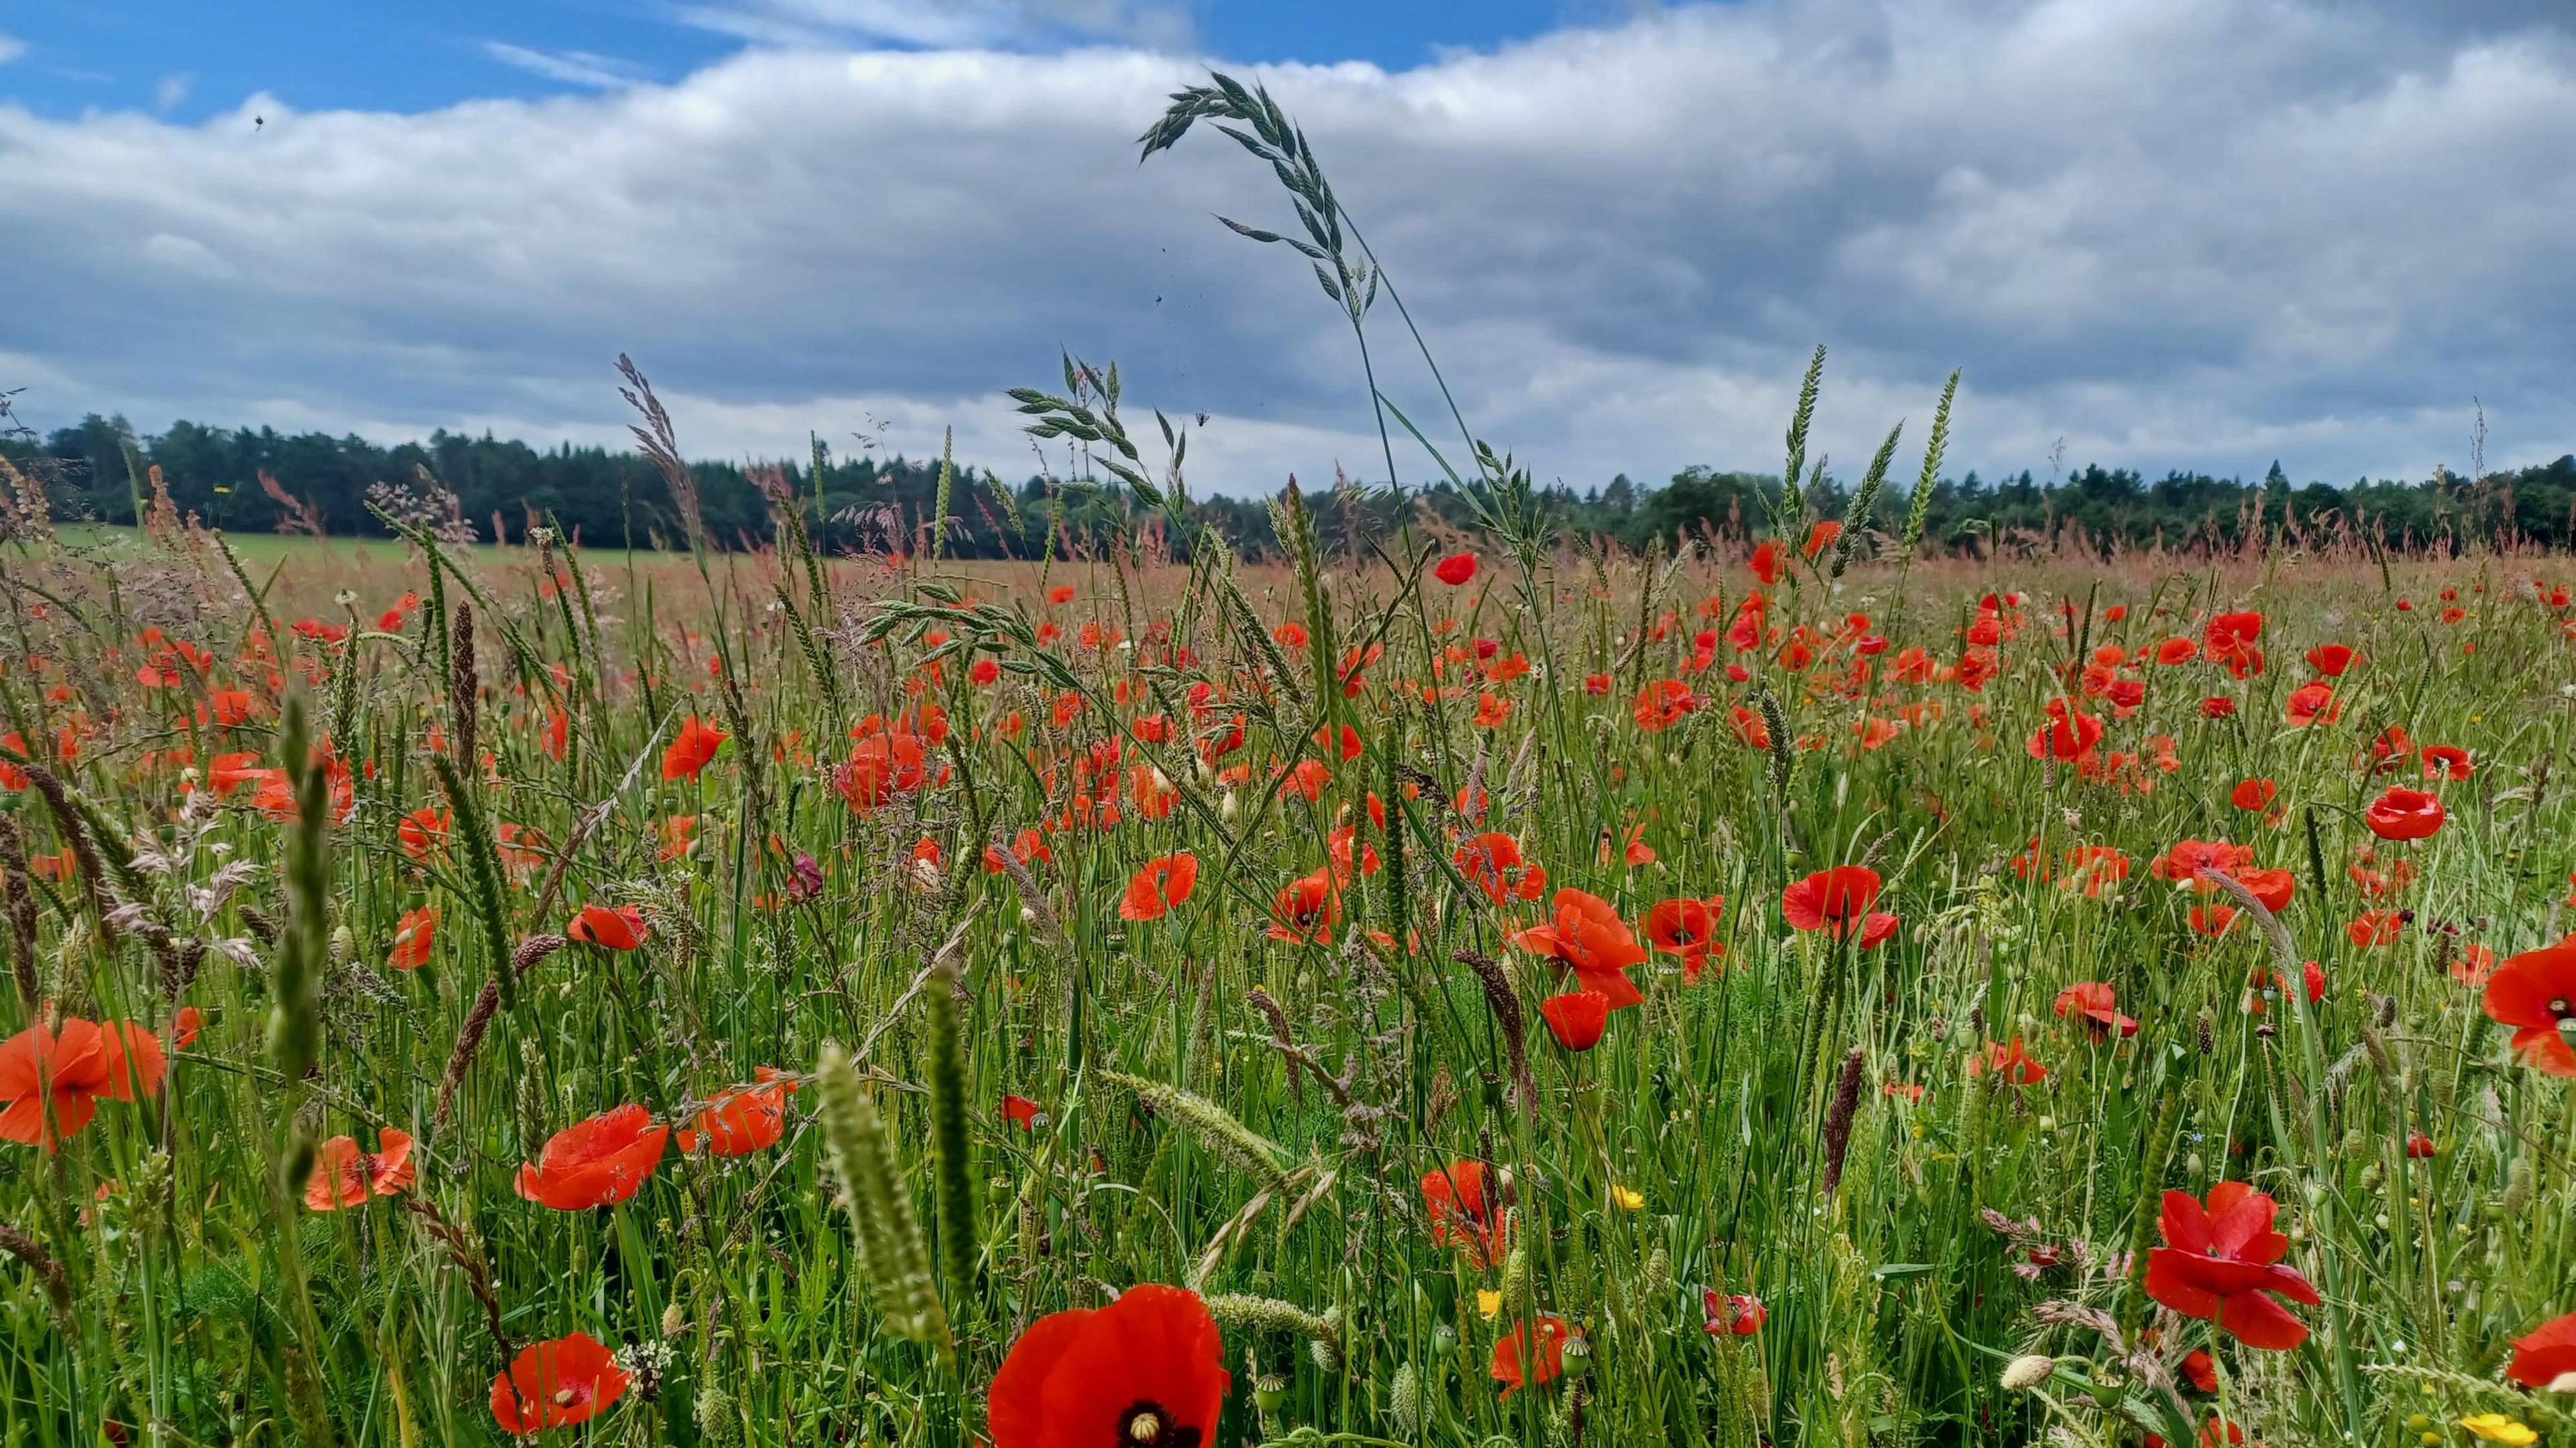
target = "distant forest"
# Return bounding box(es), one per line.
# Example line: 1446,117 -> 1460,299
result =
7,411 -> 2575,561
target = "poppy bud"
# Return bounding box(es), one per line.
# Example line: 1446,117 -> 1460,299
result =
1558,1334 -> 1591,1379
1254,1374 -> 1287,1414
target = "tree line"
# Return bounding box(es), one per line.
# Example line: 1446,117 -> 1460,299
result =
7,412 -> 2573,561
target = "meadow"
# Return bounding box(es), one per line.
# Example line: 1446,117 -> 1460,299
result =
3,73 -> 2575,1448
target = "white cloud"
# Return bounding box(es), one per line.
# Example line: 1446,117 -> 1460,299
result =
154,72 -> 193,111
672,0 -> 1195,52
1,0 -> 2573,497
0,30 -> 25,64
482,42 -> 649,89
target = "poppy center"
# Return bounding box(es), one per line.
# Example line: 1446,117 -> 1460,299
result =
2551,997 -> 2571,1019
552,1387 -> 580,1408
1118,1400 -> 1198,1448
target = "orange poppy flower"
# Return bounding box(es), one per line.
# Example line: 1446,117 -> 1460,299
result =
1,1019 -> 155,1150
676,1068 -> 796,1156
1420,1160 -> 1510,1268
305,1127 -> 417,1210
2345,910 -> 2405,947
388,906 -> 436,970
988,1284 -> 1228,1448
2483,938 -> 2576,1076
1512,889 -> 1647,1008
1120,854 -> 1199,922
1646,897 -> 1726,981
2053,982 -> 2137,1038
1454,834 -> 1546,905
2145,1182 -> 2319,1350
514,1104 -> 669,1209
1491,1315 -> 1570,1398
1967,1036 -> 2048,1084
569,903 -> 649,951
396,806 -> 451,861
1630,679 -> 1698,733
661,714 -> 729,781
490,1333 -> 631,1434
1266,871 -> 1340,944
1539,990 -> 1610,1051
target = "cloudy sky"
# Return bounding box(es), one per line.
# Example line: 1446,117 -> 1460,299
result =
2,0 -> 2572,496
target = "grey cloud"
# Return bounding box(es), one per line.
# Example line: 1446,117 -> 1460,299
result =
0,0 -> 2571,500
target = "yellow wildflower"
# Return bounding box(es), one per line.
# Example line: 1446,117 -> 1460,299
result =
2461,1413 -> 2536,1446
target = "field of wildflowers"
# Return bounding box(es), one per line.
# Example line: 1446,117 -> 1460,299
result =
2,72 -> 2575,1448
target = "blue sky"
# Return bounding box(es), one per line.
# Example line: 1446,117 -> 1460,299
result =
1,1 -> 1585,119
3,1 -> 2572,494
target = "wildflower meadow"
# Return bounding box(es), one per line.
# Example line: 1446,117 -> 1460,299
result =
3,74 -> 2574,1448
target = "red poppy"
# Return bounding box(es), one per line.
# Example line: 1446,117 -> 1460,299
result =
0,1019 -> 164,1151
170,1007 -> 204,1050
2284,681 -> 2340,727
1703,1291 -> 1766,1336
514,1104 -> 669,1209
2236,867 -> 2295,913
1646,897 -> 1726,981
388,907 -> 435,970
2482,938 -> 2576,1076
2180,1349 -> 2218,1393
2190,903 -> 2239,937
2052,982 -> 2138,1038
2153,637 -> 2198,665
2345,910 -> 2405,947
490,1333 -> 631,1434
1000,1094 -> 1043,1131
1800,520 -> 1841,558
1454,833 -> 1546,905
1539,990 -> 1610,1052
305,1127 -> 417,1210
1630,679 -> 1699,733
1120,854 -> 1198,922
2419,744 -> 2472,781
569,903 -> 649,951
1421,1160 -> 1510,1269
2229,778 -> 2275,812
1968,1037 -> 2048,1084
396,806 -> 451,861
677,1068 -> 796,1156
2025,697 -> 2104,763
1491,1315 -> 1570,1398
989,1284 -> 1228,1448
1265,871 -> 1340,944
2506,1311 -> 2576,1391
1780,866 -> 1884,940
1512,889 -> 1647,1008
2363,786 -> 2444,840
1432,553 -> 1478,586
2149,839 -> 2254,887
2304,643 -> 2355,676
1749,539 -> 1783,585
2199,695 -> 2237,719
2144,1182 -> 2320,1349
661,714 -> 729,781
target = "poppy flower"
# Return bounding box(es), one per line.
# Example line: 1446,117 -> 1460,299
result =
569,903 -> 649,951
2149,839 -> 2254,888
490,1332 -> 631,1434
988,1283 -> 1228,1448
0,1019 -> 164,1151
1703,1291 -> 1766,1336
1646,897 -> 1726,981
1630,679 -> 1699,733
169,1007 -> 204,1050
2405,1131 -> 2435,1158
1454,834 -> 1546,905
2419,744 -> 2472,781
305,1127 -> 417,1210
676,1068 -> 796,1156
2180,1349 -> 2218,1393
1491,1315 -> 1570,1398
1120,854 -> 1199,922
1421,1160 -> 1510,1269
2230,778 -> 2275,812
2236,867 -> 2295,913
1968,1037 -> 2048,1084
2481,938 -> 2576,1076
388,907 -> 436,970
2153,637 -> 2198,665
1000,1094 -> 1043,1131
2346,910 -> 2405,947
2364,786 -> 2444,840
2304,643 -> 2355,676
2025,697 -> 2104,763
1265,871 -> 1340,944
1780,866 -> 1884,940
1512,889 -> 1647,1008
2284,681 -> 2340,727
1749,539 -> 1783,585
2053,982 -> 2138,1038
1432,553 -> 1478,586
2143,1182 -> 2320,1349
514,1104 -> 669,1209
1801,520 -> 1841,558
396,806 -> 451,860
2506,1311 -> 2576,1391
1539,990 -> 1610,1052
662,714 -> 729,781
2200,695 -> 2237,719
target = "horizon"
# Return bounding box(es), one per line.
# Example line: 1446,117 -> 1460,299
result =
5,1 -> 2575,498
